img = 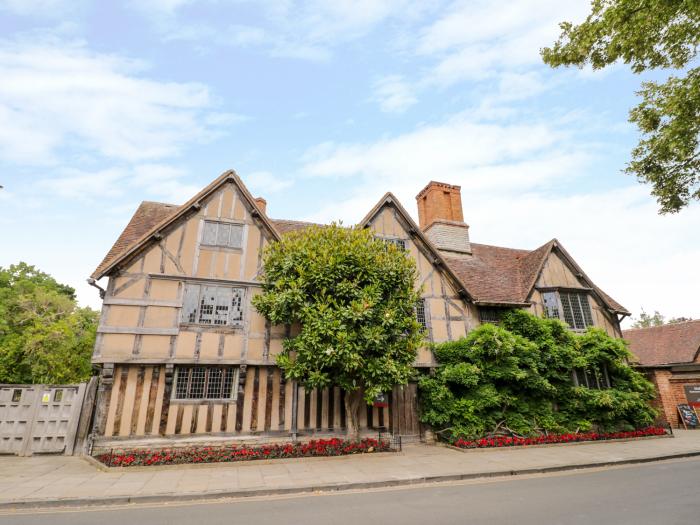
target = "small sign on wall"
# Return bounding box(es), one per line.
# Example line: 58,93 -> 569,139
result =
41,392 -> 50,403
684,385 -> 700,407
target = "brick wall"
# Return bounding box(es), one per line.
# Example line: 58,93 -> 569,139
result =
647,369 -> 700,427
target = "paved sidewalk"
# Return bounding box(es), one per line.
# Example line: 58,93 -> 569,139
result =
1,430 -> 699,509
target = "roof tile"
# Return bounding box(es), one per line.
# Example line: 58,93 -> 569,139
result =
92,201 -> 178,278
623,320 -> 700,366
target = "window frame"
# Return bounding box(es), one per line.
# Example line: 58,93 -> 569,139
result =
541,289 -> 594,331
375,235 -> 407,251
416,298 -> 429,333
172,366 -> 239,402
200,219 -> 246,250
180,283 -> 246,328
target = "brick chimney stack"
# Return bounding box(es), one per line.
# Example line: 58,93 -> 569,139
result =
254,197 -> 267,214
416,181 -> 464,228
415,181 -> 471,255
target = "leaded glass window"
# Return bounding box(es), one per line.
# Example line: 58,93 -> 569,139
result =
559,291 -> 593,330
542,291 -> 560,319
416,298 -> 427,330
573,366 -> 611,389
174,366 -> 238,400
384,238 -> 406,251
541,290 -> 593,330
201,220 -> 244,249
182,284 -> 245,326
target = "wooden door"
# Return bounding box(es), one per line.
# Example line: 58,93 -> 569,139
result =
391,383 -> 420,437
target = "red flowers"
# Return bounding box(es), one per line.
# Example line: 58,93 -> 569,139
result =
452,427 -> 668,449
97,437 -> 392,468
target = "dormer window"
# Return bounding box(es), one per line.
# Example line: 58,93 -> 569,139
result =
542,290 -> 593,330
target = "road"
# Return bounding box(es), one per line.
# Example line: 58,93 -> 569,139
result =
3,458 -> 699,525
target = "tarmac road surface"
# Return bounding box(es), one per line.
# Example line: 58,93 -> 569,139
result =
2,457 -> 699,525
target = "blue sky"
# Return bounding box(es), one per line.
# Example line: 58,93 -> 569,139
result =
0,0 -> 698,324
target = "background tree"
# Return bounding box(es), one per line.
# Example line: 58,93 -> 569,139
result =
253,224 -> 423,439
542,1 -> 700,213
631,309 -> 693,328
0,263 -> 98,384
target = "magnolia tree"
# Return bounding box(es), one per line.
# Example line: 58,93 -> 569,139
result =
253,224 -> 423,439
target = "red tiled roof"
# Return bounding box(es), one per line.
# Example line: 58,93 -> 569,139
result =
92,201 -> 179,279
443,242 -> 550,305
623,320 -> 700,366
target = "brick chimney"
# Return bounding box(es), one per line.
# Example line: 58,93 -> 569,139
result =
254,197 -> 267,214
416,181 -> 471,254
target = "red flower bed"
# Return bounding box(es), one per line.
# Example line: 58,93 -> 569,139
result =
96,438 -> 392,467
452,427 -> 668,449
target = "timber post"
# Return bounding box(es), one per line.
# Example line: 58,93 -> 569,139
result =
91,363 -> 114,438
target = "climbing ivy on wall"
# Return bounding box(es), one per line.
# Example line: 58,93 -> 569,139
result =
418,310 -> 657,441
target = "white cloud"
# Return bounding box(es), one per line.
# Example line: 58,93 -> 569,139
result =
301,114 -> 580,190
388,0 -> 591,105
372,75 -> 418,113
39,164 -> 201,204
131,0 -> 432,62
244,171 -> 294,194
0,39 -> 239,165
0,0 -> 75,17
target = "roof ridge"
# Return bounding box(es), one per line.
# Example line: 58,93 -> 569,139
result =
141,200 -> 178,206
271,218 -> 323,225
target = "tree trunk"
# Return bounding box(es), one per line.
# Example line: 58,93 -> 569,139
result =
344,389 -> 363,441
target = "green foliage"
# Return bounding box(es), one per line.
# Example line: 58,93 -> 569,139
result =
627,68 -> 700,213
252,224 -> 423,404
632,309 -> 694,327
0,263 -> 98,384
541,1 -> 700,213
419,310 -> 657,440
632,309 -> 666,328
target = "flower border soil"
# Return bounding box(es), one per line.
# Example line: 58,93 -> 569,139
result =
95,437 -> 393,468
448,427 -> 670,450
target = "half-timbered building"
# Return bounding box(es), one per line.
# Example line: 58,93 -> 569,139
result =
89,171 -> 629,450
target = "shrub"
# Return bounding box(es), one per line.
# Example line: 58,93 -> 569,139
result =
419,310 -> 657,441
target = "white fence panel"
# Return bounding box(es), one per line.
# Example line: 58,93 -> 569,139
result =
0,383 -> 88,456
